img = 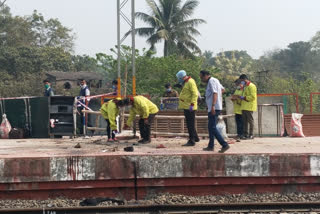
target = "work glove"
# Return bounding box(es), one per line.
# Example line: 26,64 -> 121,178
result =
189,105 -> 194,111
112,130 -> 119,135
239,96 -> 245,100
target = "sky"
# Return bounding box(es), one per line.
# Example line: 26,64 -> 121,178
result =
5,0 -> 320,59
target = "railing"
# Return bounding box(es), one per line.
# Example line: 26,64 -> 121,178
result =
258,93 -> 299,113
82,110 -> 234,137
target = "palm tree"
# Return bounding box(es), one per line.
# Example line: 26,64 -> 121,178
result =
132,0 -> 205,57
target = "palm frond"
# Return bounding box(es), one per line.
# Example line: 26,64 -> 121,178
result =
174,0 -> 199,21
146,0 -> 163,21
135,12 -> 157,27
179,18 -> 206,28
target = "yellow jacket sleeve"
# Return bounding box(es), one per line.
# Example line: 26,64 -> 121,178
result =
246,84 -> 257,102
189,80 -> 198,106
107,101 -> 119,131
138,98 -> 149,119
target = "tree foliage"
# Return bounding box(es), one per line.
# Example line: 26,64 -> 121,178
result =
133,0 -> 206,57
27,10 -> 75,52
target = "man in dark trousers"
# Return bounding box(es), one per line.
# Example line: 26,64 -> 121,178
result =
238,74 -> 257,140
43,79 -> 54,96
199,70 -> 230,153
176,70 -> 200,146
119,96 -> 159,144
78,79 -> 91,135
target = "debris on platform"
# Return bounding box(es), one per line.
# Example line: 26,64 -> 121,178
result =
156,144 -> 166,149
124,146 -> 134,152
74,143 -> 81,148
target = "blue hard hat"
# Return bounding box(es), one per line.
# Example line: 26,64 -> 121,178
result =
176,70 -> 187,79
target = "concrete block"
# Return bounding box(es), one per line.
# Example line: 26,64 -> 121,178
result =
270,155 -> 311,176
134,156 -> 183,178
50,157 -> 68,181
50,157 -> 96,181
0,159 -> 4,179
225,155 -> 269,176
96,156 -> 134,179
3,158 -> 50,182
310,155 -> 320,176
79,157 -> 96,180
66,156 -> 95,181
182,155 -> 225,177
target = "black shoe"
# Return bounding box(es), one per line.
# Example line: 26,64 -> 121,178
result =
140,139 -> 151,144
240,136 -> 247,140
195,138 -> 200,142
219,145 -> 230,153
203,147 -> 213,151
182,141 -> 195,146
138,139 -> 145,143
247,135 -> 254,140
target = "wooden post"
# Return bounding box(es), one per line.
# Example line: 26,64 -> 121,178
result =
195,118 -> 198,132
154,118 -> 158,138
181,118 -> 184,133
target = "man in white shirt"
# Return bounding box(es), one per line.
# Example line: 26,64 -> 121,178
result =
199,70 -> 230,153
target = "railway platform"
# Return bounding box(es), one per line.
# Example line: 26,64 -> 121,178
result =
0,136 -> 320,200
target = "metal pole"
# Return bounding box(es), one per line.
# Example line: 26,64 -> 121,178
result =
117,0 -> 121,98
295,94 -> 299,113
310,93 -> 313,114
131,0 -> 136,96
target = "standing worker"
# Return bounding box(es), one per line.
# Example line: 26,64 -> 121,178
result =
43,79 -> 54,96
79,79 -> 90,97
119,96 -> 159,144
199,70 -> 230,153
231,79 -> 244,140
78,79 -> 91,135
163,83 -> 179,97
238,74 -> 257,140
176,70 -> 200,146
100,99 -> 120,142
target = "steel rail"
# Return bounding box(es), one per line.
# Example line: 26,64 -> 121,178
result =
1,202 -> 320,214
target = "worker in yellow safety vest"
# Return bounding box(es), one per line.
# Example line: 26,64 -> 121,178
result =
118,96 -> 159,144
231,79 -> 245,139
238,74 -> 257,140
176,70 -> 200,147
100,99 -> 120,142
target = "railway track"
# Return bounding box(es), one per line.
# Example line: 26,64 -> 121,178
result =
1,202 -> 320,214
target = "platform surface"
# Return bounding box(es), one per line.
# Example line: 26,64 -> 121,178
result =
0,136 -> 319,158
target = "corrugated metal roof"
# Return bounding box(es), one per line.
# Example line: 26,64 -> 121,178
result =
284,114 -> 320,136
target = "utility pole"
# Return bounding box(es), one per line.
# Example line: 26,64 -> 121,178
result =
117,0 -> 136,97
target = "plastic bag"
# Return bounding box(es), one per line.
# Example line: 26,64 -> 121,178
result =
290,113 -> 305,137
217,116 -> 228,140
0,114 -> 12,139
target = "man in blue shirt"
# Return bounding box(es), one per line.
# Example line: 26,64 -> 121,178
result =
199,70 -> 230,153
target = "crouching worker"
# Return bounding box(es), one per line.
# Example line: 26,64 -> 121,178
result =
100,99 -> 120,142
119,96 -> 159,144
